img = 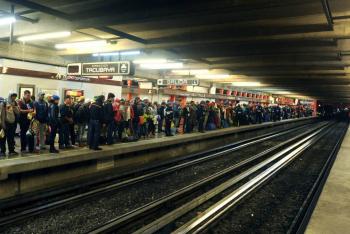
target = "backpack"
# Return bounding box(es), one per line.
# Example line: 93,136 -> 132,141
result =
6,105 -> 16,124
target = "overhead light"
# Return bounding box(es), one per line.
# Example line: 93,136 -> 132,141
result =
120,50 -> 141,56
55,40 -> 107,49
171,69 -> 209,75
133,59 -> 167,64
0,16 -> 16,26
196,74 -> 231,79
273,91 -> 293,95
140,62 -> 183,69
231,82 -> 261,87
93,50 -> 141,57
18,31 -> 71,42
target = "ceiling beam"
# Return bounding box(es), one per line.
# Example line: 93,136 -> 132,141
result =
5,0 -> 148,44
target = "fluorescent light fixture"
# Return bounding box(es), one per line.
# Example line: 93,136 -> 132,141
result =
231,82 -> 261,87
196,74 -> 230,79
18,31 -> 71,42
120,50 -> 141,56
171,69 -> 209,75
55,40 -> 107,49
133,59 -> 167,64
140,62 -> 183,69
0,16 -> 16,26
93,50 -> 140,57
273,91 -> 293,95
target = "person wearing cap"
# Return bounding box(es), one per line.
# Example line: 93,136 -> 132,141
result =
48,95 -> 60,153
18,90 -> 35,153
104,93 -> 115,145
88,95 -> 104,150
34,92 -> 49,151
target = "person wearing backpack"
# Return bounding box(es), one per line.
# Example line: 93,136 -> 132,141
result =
74,97 -> 90,147
34,92 -> 49,151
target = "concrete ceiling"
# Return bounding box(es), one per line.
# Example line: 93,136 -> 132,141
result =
0,0 -> 350,101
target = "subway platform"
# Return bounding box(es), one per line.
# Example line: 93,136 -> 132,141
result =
0,117 -> 314,201
306,125 -> 350,234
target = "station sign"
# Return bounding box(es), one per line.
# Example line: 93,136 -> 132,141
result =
157,79 -> 199,86
67,61 -> 131,76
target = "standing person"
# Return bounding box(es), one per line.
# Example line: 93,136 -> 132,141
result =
197,101 -> 207,133
69,99 -> 77,146
33,92 -> 49,151
5,93 -> 20,155
48,95 -> 60,154
256,103 -> 263,124
132,97 -> 143,140
104,93 -> 115,145
164,102 -> 174,136
74,97 -> 90,147
157,102 -> 166,133
88,95 -> 104,150
59,95 -> 74,149
0,97 -> 6,157
18,90 -> 35,153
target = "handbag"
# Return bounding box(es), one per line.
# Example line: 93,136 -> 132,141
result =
0,129 -> 5,139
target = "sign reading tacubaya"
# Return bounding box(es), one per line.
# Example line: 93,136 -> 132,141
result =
67,62 -> 131,76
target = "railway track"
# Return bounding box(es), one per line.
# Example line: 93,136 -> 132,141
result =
86,121 -> 334,234
0,121 -> 326,233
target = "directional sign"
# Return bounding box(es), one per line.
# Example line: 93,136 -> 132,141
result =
67,61 -> 131,76
157,79 -> 199,86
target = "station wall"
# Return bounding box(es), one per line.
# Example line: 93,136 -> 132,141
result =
0,74 -> 122,102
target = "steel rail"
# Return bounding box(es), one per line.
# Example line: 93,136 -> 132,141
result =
288,122 -> 348,234
0,122 -> 317,228
86,122 -> 331,234
172,123 -> 332,234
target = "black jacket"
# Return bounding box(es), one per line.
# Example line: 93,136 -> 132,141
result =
103,100 -> 114,123
89,101 -> 103,122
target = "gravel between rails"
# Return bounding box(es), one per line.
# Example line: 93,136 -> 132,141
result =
206,122 -> 346,234
1,121 -> 316,234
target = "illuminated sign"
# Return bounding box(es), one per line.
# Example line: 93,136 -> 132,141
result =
67,61 -> 131,76
157,79 -> 199,86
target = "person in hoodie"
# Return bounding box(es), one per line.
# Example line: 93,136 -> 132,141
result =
33,92 -> 49,151
74,96 -> 90,147
48,95 -> 60,154
104,93 -> 115,145
88,95 -> 104,150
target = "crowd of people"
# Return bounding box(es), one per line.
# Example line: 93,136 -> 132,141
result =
0,90 -> 313,157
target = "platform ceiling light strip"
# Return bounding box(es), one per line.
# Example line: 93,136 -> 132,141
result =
195,74 -> 231,79
18,31 -> 71,42
133,59 -> 167,64
55,40 -> 107,49
93,50 -> 141,57
0,16 -> 16,26
140,62 -> 183,69
231,82 -> 262,87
